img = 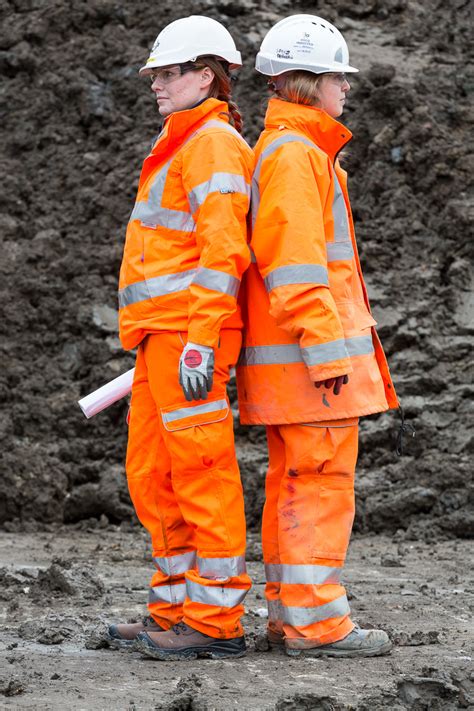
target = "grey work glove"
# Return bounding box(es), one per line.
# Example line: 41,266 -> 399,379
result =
179,341 -> 215,401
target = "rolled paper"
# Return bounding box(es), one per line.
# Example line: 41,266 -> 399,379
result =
78,368 -> 135,418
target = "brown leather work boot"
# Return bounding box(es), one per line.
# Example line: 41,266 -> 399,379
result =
267,626 -> 285,647
135,621 -> 246,660
108,615 -> 165,648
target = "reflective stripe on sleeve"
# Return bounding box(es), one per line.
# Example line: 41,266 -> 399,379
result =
281,594 -> 350,627
186,579 -> 247,608
265,563 -> 342,585
153,551 -> 197,576
149,583 -> 187,604
162,399 -> 228,425
301,339 -> 350,367
332,172 -> 351,242
326,241 -> 354,262
119,268 -> 196,308
197,555 -> 247,579
239,335 -> 374,367
264,264 -> 329,292
192,267 -> 240,298
188,173 -> 250,213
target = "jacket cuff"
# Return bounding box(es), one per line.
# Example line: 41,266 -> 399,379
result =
187,325 -> 219,349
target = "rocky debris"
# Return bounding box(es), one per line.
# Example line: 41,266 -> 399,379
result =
275,694 -> 341,711
397,674 -> 470,709
35,558 -> 105,599
0,675 -> 25,697
84,621 -> 112,650
381,552 -> 404,567
18,615 -> 83,645
388,629 -> 444,647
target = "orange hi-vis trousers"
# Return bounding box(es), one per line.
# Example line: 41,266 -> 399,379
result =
263,419 -> 358,645
126,329 -> 251,640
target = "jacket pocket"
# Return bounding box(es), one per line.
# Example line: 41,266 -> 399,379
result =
161,397 -> 229,432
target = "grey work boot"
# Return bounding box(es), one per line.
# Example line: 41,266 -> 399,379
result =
135,621 -> 246,660
108,615 -> 165,648
285,626 -> 392,658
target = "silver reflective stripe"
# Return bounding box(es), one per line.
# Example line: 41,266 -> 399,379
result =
301,339 -> 349,367
265,563 -> 342,585
118,268 -> 196,308
188,173 -> 250,213
154,551 -> 196,576
327,241 -> 354,262
129,119 -> 247,233
149,583 -> 187,604
282,594 -> 350,627
130,159 -> 196,233
264,264 -> 329,292
192,267 -> 240,298
197,555 -> 247,579
346,334 -> 374,357
239,344 -> 302,366
252,133 -> 320,227
186,579 -> 247,607
162,399 -> 228,425
267,598 -> 283,622
239,335 -> 374,367
249,247 -> 257,263
332,172 -> 351,242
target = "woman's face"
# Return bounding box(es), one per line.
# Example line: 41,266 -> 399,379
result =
317,73 -> 351,118
150,65 -> 214,117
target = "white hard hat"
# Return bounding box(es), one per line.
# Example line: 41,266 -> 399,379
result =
256,14 -> 358,76
139,15 -> 242,75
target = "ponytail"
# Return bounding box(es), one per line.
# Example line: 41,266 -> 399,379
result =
193,56 -> 244,134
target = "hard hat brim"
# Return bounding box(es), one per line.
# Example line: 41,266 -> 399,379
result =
139,50 -> 242,76
256,54 -> 359,77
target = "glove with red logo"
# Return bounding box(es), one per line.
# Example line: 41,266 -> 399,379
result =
179,342 -> 215,401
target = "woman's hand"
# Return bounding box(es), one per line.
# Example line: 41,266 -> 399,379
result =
314,374 -> 349,396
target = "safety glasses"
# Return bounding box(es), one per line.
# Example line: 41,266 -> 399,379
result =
148,63 -> 199,85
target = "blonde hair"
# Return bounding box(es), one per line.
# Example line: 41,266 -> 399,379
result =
274,70 -> 324,107
193,56 -> 243,134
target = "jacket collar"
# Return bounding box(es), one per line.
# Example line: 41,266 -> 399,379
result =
152,98 -> 229,157
264,98 -> 352,161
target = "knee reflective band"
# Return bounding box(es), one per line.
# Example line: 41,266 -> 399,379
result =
78,368 -> 135,418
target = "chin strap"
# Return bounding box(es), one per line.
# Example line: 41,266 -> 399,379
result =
395,405 -> 416,456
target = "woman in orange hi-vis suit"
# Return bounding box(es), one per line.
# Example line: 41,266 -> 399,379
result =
107,16 -> 253,661
236,15 -> 399,658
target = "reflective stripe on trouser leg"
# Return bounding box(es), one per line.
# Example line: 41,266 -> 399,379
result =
126,345 -> 194,629
267,420 -> 358,644
143,330 -> 251,639
262,426 -> 285,634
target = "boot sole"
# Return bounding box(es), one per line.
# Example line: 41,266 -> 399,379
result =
134,637 -> 247,661
286,640 -> 392,659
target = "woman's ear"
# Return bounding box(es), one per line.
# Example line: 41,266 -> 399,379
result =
200,66 -> 215,90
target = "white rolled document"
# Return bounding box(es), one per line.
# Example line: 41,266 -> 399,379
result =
78,368 -> 135,419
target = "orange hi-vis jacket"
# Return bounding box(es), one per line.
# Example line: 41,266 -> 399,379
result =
236,99 -> 399,423
119,99 -> 253,350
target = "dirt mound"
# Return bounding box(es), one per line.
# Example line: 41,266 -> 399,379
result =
1,0 -> 472,536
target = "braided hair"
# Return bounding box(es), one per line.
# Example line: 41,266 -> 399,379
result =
193,56 -> 243,133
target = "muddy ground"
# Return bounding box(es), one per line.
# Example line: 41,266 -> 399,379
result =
0,0 -> 473,707
0,529 -> 473,709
